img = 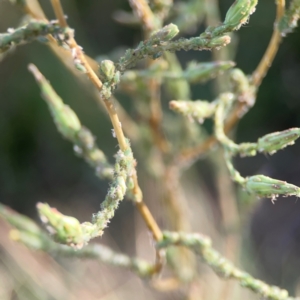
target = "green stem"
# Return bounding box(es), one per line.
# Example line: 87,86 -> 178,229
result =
0,20 -> 70,53
0,203 -> 155,277
158,231 -> 298,300
28,64 -> 113,180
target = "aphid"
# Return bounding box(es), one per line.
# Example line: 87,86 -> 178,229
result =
152,52 -> 162,59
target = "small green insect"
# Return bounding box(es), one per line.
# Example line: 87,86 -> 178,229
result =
152,52 -> 162,59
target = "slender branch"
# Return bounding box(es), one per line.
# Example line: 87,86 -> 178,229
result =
251,0 -> 286,86
0,20 -> 70,53
124,61 -> 235,84
130,0 -> 170,153
26,63 -> 137,245
175,1 -> 287,166
148,82 -> 170,153
0,203 -> 156,278
28,64 -> 162,246
128,2 -> 165,169
117,34 -> 231,72
213,94 -> 300,201
35,143 -> 134,247
133,1 -> 196,278
13,0 -> 140,143
50,0 -> 68,28
2,200 -> 299,298
136,201 -> 163,241
28,64 -> 113,180
176,68 -> 255,164
54,242 -> 157,277
49,0 -> 163,242
158,231 -> 299,300
49,0 -> 127,154
205,0 -> 232,92
50,0 -> 106,103
6,1 -> 154,241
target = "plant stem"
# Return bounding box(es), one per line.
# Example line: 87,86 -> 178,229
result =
149,79 -> 170,153
14,1 -> 140,143
50,0 -> 162,242
0,203 -> 157,277
50,0 -> 68,28
251,0 -> 286,86
131,0 -> 170,153
176,0 -> 286,166
136,201 -> 163,241
50,1 -> 103,89
158,231 -> 298,300
205,0 -> 231,92
0,20 -> 69,53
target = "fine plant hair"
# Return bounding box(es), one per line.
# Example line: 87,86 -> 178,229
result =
1,0 -> 300,299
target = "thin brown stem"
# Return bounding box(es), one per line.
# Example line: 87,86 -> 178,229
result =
205,0 -> 231,93
128,0 -> 157,33
164,166 -> 190,232
50,0 -> 130,150
251,0 -> 286,86
50,0 -> 162,242
127,0 -> 166,242
135,201 -> 163,241
127,1 -> 169,275
20,1 -> 139,142
129,0 -> 169,153
148,73 -> 170,154
50,0 -> 68,28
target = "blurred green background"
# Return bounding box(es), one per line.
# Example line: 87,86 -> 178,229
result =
1,0 -> 300,299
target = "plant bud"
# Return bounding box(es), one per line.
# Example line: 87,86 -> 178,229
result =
52,105 -> 81,142
207,35 -> 231,48
245,175 -> 300,201
77,126 -> 95,149
257,128 -> 300,154
99,60 -> 116,81
37,203 -> 84,247
150,23 -> 179,43
224,0 -> 258,30
28,64 -> 81,142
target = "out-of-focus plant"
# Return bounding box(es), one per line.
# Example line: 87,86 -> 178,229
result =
1,0 -> 300,299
